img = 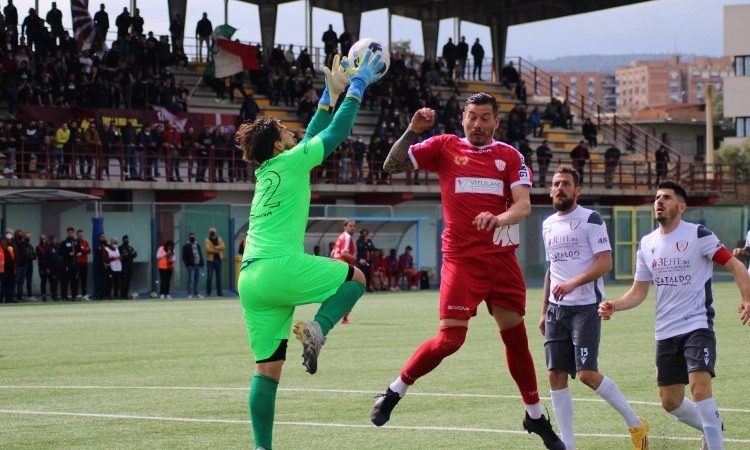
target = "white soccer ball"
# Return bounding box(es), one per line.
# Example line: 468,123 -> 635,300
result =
150,291 -> 158,299
347,38 -> 390,76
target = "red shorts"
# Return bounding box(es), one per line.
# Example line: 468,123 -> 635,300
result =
440,252 -> 526,320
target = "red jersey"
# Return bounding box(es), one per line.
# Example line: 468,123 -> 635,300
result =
331,231 -> 355,266
408,135 -> 531,256
76,240 -> 92,265
398,253 -> 414,271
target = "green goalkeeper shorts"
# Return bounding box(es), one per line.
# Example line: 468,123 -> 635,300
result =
238,253 -> 350,361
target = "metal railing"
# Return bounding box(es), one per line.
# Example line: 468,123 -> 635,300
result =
0,140 -> 736,193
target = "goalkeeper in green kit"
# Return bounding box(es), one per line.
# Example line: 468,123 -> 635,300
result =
236,50 -> 384,450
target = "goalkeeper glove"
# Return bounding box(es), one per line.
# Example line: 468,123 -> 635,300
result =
340,49 -> 385,101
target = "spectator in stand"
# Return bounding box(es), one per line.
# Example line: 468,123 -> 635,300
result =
131,8 -> 144,38
67,119 -> 82,179
456,36 -> 469,80
121,118 -> 138,180
196,12 -> 212,62
321,24 -> 337,67
195,125 -> 213,182
536,139 -> 553,188
119,235 -> 137,299
162,121 -> 182,182
115,7 -> 131,41
99,121 -> 117,180
4,0 -> 18,44
182,231 -> 204,299
582,118 -> 598,149
398,246 -> 420,290
655,145 -> 670,186
240,93 -> 259,123
138,123 -> 158,182
283,45 -> 295,74
559,98 -> 573,130
20,8 -> 39,51
181,125 -> 198,180
357,228 -> 376,293
352,135 -> 366,182
156,239 -> 176,299
213,126 -> 228,183
570,140 -> 591,186
35,234 -> 48,301
59,227 -> 79,301
204,227 -> 225,297
500,61 -> 520,91
170,14 -> 184,49
471,38 -> 484,81
297,47 -> 315,77
82,123 -> 100,180
102,236 -> 121,299
518,139 -> 533,174
543,98 -> 560,128
339,27 -> 353,58
52,122 -> 69,180
75,229 -> 92,300
93,3 -> 109,43
604,142 -> 621,189
528,106 -> 542,138
269,44 -> 285,75
442,38 -> 457,80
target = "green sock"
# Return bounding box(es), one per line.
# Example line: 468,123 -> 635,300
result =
314,280 -> 365,335
249,373 -> 279,450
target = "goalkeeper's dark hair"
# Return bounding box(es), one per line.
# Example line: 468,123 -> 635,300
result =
235,117 -> 281,164
465,92 -> 498,117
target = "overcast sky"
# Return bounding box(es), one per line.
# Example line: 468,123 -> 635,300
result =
16,0 -> 744,60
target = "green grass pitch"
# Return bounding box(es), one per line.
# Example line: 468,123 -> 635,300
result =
1,282 -> 749,449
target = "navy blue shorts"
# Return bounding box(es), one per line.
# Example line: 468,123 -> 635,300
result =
544,303 -> 601,378
656,328 -> 716,386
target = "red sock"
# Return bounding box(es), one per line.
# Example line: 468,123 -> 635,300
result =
499,321 -> 540,405
400,326 -> 467,384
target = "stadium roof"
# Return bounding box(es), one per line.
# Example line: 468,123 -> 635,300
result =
288,0 -> 654,28
0,189 -> 101,204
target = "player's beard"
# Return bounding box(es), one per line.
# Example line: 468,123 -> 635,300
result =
655,204 -> 678,226
553,195 -> 574,212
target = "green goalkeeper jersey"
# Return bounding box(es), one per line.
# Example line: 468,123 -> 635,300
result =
242,97 -> 361,262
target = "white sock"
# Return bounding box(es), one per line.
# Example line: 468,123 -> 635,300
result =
696,398 -> 723,450
525,402 -> 543,419
550,388 -> 576,450
595,375 -> 641,428
669,397 -> 703,430
388,376 -> 409,397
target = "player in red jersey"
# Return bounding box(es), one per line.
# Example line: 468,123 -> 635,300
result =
370,93 -> 564,450
331,219 -> 363,323
398,246 -> 420,289
370,249 -> 388,291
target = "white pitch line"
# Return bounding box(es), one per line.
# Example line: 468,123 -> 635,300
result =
2,385 -> 750,415
1,409 -> 749,444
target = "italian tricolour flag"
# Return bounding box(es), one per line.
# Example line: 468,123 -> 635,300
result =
204,25 -> 259,78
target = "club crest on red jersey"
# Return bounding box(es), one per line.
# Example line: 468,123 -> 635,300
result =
495,159 -> 506,171
569,220 -> 580,230
676,240 -> 689,252
454,156 -> 469,165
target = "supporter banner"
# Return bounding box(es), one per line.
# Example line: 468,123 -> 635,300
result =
17,106 -> 239,134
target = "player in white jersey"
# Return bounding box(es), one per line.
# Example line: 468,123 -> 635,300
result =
541,165 -> 648,450
599,181 -> 750,450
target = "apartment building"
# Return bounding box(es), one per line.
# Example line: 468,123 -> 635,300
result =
723,4 -> 750,146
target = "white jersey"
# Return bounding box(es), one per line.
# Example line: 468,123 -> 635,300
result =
543,205 -> 611,306
745,229 -> 750,248
634,221 -> 724,340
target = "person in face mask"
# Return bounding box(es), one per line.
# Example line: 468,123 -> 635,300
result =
96,233 -> 108,299
118,235 -> 138,299
204,227 -> 225,297
181,232 -> 204,299
4,228 -> 13,240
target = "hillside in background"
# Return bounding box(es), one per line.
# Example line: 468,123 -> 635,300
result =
525,54 -> 697,73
